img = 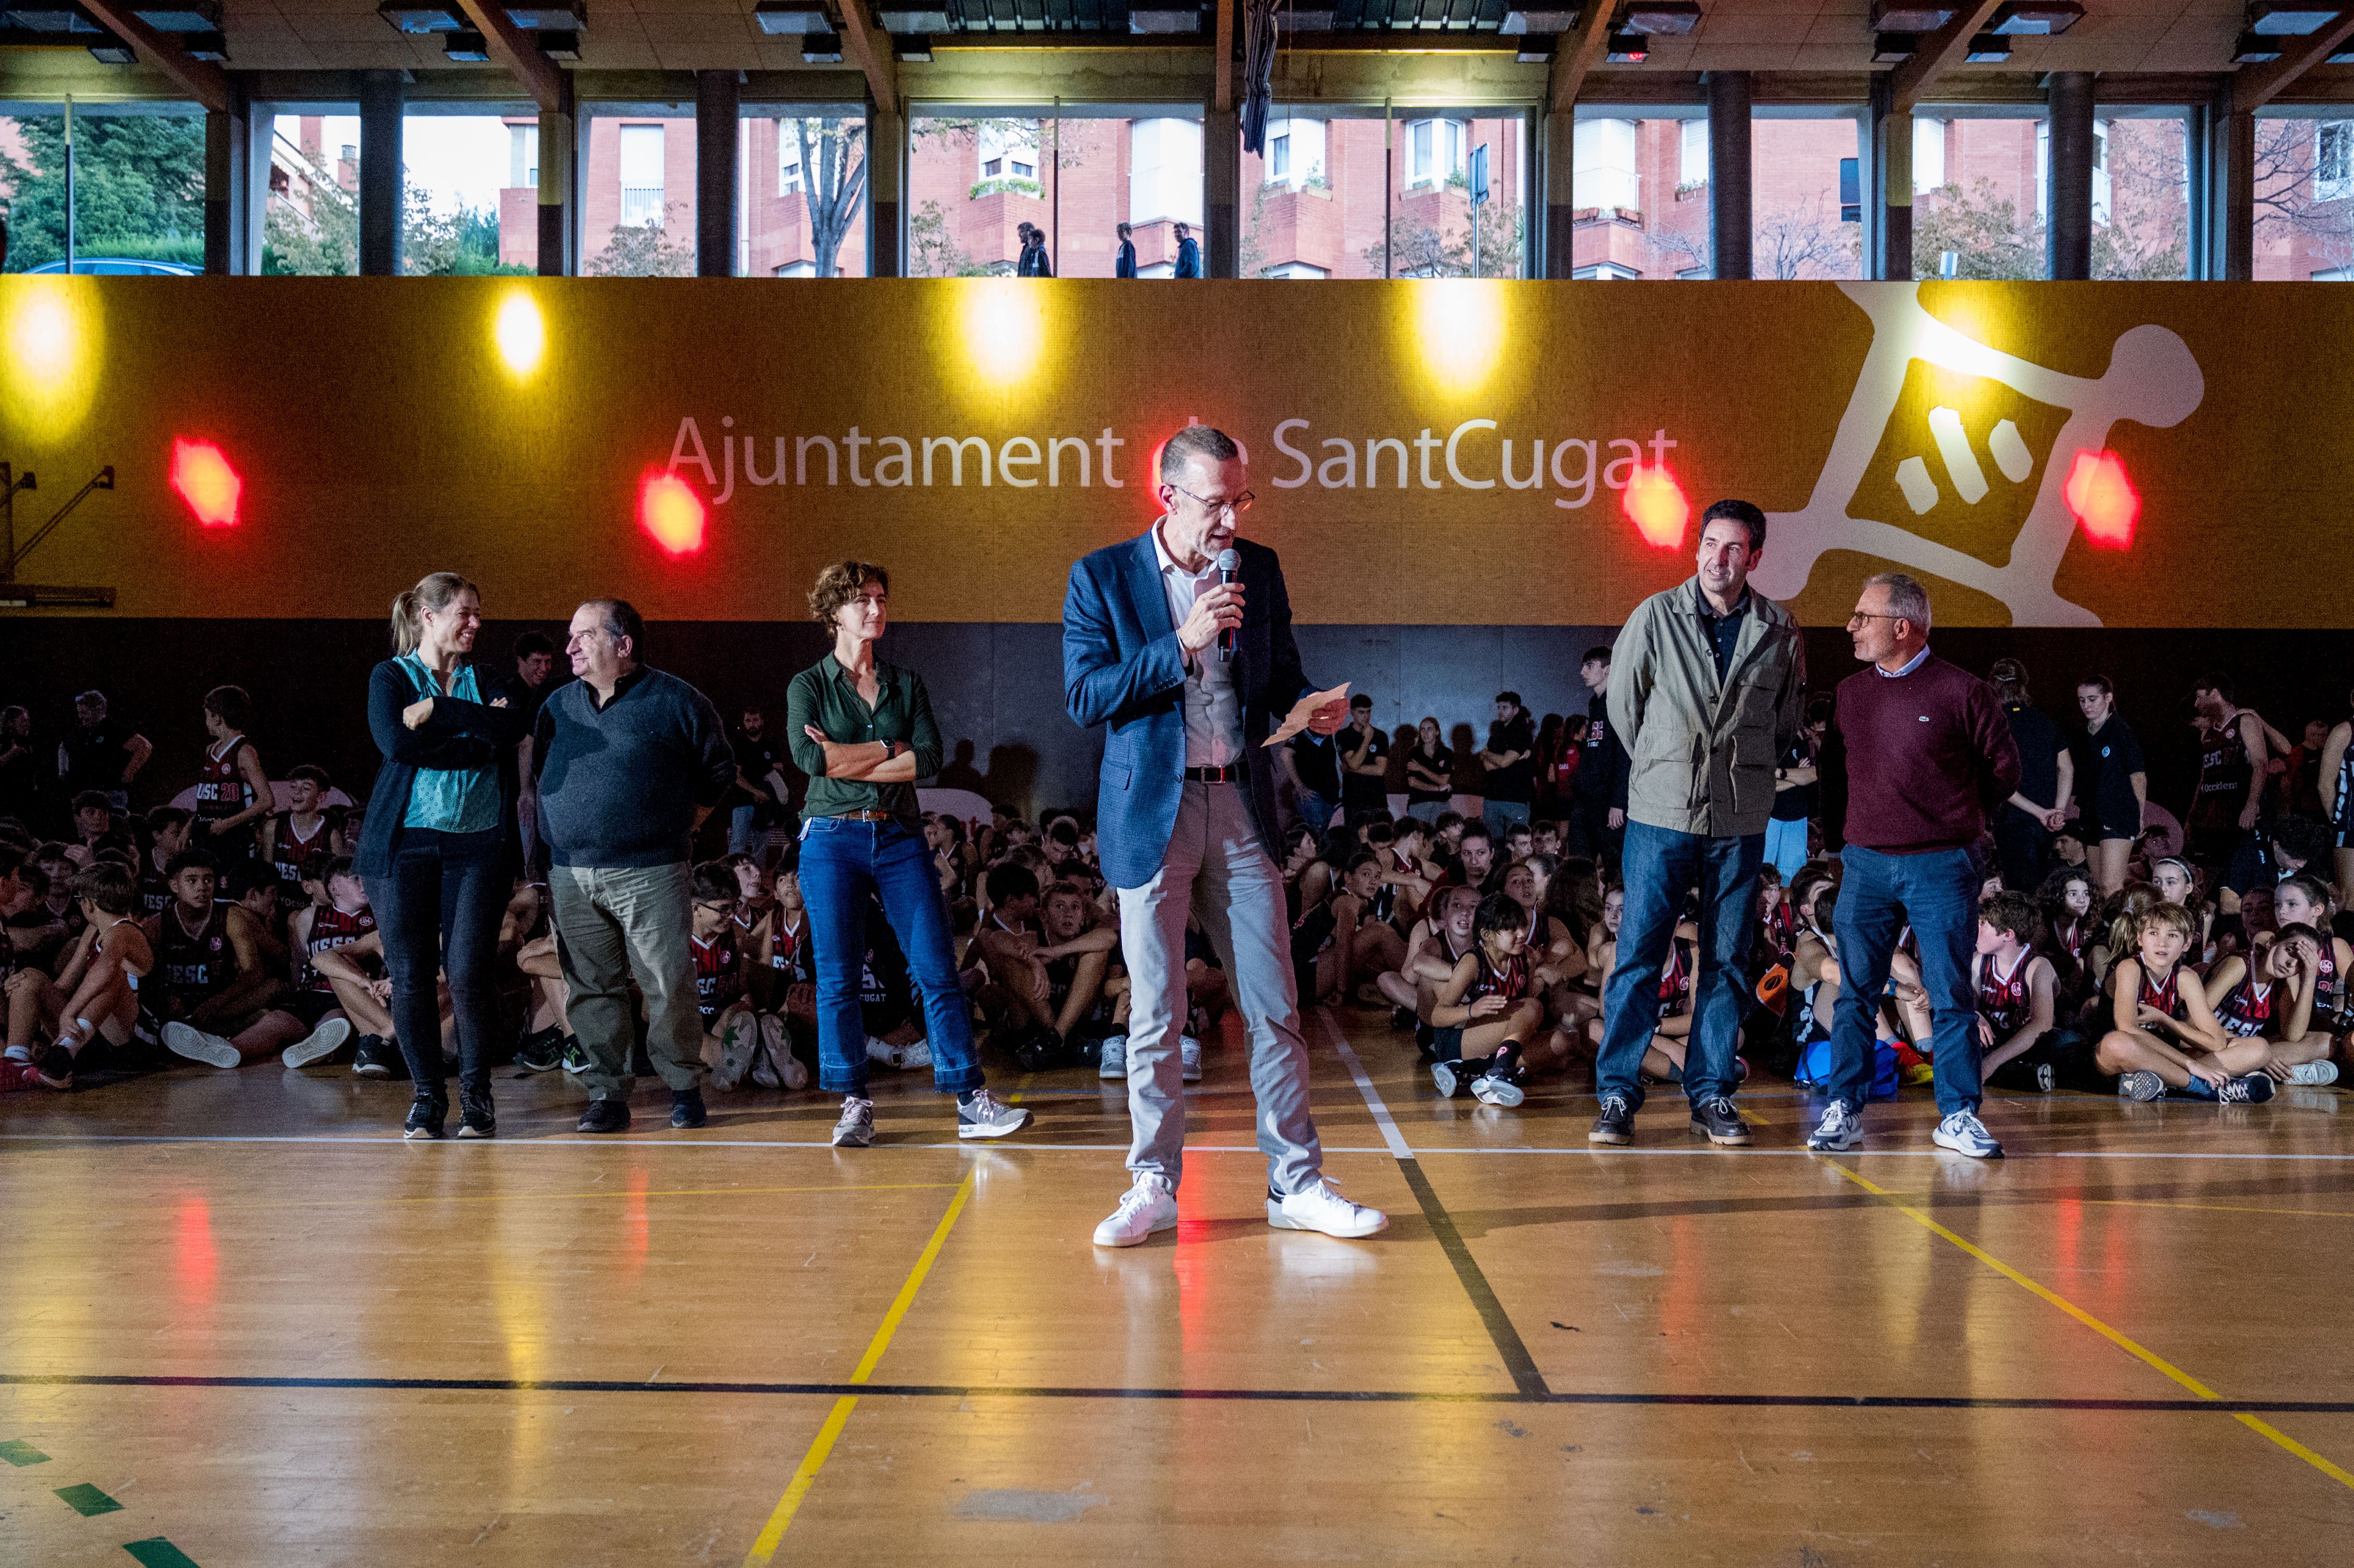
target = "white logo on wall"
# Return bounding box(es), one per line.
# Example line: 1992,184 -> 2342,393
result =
1746,283 -> 2204,628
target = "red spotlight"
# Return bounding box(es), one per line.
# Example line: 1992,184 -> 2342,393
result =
1623,466 -> 1689,550
639,473 -> 707,556
2063,449 -> 2137,548
169,438 -> 241,528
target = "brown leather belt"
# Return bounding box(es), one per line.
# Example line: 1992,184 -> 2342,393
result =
828,808 -> 897,821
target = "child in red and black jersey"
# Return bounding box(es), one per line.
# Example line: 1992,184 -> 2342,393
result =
2095,901 -> 2273,1104
285,856 -> 386,1073
138,808 -> 195,923
194,686 -> 272,874
263,765 -> 344,916
1972,891 -> 2070,1094
688,860 -> 761,1092
1424,893 -> 1545,1108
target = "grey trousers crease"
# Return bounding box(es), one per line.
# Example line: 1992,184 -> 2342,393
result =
550,860 -> 705,1099
1115,780 -> 1323,1196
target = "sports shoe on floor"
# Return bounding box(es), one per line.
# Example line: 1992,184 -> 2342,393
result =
577,1098 -> 631,1134
1180,1036 -> 1202,1082
2116,1070 -> 2166,1102
711,1015 -> 757,1093
671,1088 -> 709,1129
865,1035 -> 898,1067
32,1043 -> 75,1091
830,1095 -> 875,1148
1093,1173 -> 1179,1247
1470,1067 -> 1525,1109
896,1039 -> 933,1073
1806,1099 -> 1863,1152
957,1087 -> 1032,1140
1013,1027 -> 1063,1072
1588,1094 -> 1634,1145
2218,1073 -> 2275,1105
2032,1060 -> 2056,1093
1390,1004 -> 1416,1033
1690,1096 -> 1750,1146
456,1090 -> 496,1139
2286,1060 -> 2340,1087
281,1016 -> 352,1070
1432,1059 -> 1468,1099
352,1035 -> 402,1079
1931,1109 -> 2003,1159
1097,1036 -> 1128,1080
164,1021 -> 241,1070
1268,1178 -> 1388,1239
752,1015 -> 809,1091
4,1044 -> 31,1063
561,1038 -> 591,1076
404,1096 -> 447,1141
513,1026 -> 565,1074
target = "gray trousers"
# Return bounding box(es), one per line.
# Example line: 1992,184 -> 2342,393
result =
1115,781 -> 1323,1196
550,861 -> 705,1099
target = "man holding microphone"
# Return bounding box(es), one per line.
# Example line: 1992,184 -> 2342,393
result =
1063,425 -> 1387,1247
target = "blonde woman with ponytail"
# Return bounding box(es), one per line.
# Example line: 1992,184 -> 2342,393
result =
354,571 -> 527,1140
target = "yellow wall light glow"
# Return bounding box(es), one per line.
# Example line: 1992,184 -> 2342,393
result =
1408,278 -> 1510,396
958,279 -> 1049,388
1,278 -> 103,436
493,290 -> 547,376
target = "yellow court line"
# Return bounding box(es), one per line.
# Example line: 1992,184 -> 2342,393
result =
174,1182 -> 959,1216
741,1170 -> 977,1565
1818,1157 -> 2354,1492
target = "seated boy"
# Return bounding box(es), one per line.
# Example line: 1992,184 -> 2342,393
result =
286,856 -> 385,1073
688,860 -> 762,1091
2202,921 -> 2337,1086
1972,890 -> 2072,1093
144,847 -> 318,1070
1422,892 -> 1546,1108
264,765 -> 345,917
4,862 -> 155,1089
1379,883 -> 1477,1033
1037,880 -> 1122,1066
751,853 -> 812,1091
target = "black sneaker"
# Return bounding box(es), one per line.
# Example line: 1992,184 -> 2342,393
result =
1414,1024 -> 1439,1062
513,1027 -> 565,1074
1013,1026 -> 1066,1073
456,1090 -> 496,1139
670,1088 -> 708,1129
353,1036 -> 406,1080
1390,1005 -> 1417,1033
1689,1095 -> 1751,1146
1588,1094 -> 1635,1146
577,1097 -> 631,1134
403,1096 -> 447,1140
32,1043 -> 75,1090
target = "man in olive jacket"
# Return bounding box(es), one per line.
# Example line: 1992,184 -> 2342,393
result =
1588,500 -> 1807,1148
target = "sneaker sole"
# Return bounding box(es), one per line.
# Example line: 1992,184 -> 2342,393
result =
515,1054 -> 564,1074
1092,1212 -> 1178,1247
1690,1121 -> 1753,1146
403,1124 -> 444,1141
2117,1072 -> 2166,1103
2287,1062 -> 2340,1087
32,1069 -> 73,1091
1471,1078 -> 1525,1108
164,1024 -> 241,1070
1265,1199 -> 1389,1238
1098,1063 -> 1126,1081
281,1019 -> 352,1070
1587,1125 -> 1633,1145
456,1123 -> 496,1139
959,1109 -> 1034,1140
1432,1063 -> 1461,1098
1930,1129 -> 2003,1158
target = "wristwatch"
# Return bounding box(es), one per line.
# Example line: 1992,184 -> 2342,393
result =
881,739 -> 899,760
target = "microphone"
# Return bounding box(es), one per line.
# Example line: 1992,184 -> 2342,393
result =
1216,548 -> 1239,664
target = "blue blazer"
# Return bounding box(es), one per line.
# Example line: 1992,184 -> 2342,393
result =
1063,532 -> 1314,890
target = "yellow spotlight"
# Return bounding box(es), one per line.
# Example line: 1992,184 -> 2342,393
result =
959,278 -> 1047,387
493,289 -> 545,376
1410,278 -> 1509,396
1,278 -> 102,436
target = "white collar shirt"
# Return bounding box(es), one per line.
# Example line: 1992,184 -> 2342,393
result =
1150,521 -> 1242,768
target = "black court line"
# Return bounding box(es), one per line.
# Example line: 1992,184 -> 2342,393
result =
1396,1159 -> 1549,1397
9,1371 -> 2354,1415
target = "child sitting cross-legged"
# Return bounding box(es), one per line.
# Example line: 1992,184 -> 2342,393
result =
2094,900 -> 2276,1104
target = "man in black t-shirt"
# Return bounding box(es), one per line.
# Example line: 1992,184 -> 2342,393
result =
1566,648 -> 1630,868
1767,698 -> 1826,880
1338,694 -> 1392,820
1286,727 -> 1343,834
728,706 -> 787,857
57,691 -> 151,815
1478,690 -> 1536,834
1989,659 -> 2073,893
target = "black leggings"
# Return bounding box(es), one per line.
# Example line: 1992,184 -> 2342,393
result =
367,826 -> 508,1103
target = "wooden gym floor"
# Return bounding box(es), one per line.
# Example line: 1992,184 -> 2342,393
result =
3,1007 -> 2352,1566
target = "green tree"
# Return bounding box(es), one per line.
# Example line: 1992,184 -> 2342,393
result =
585,203 -> 695,277
1912,178 -> 2043,280
0,111 -> 206,270
909,198 -> 993,278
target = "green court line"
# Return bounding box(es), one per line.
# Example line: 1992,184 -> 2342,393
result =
123,1538 -> 203,1568
56,1481 -> 124,1515
0,1437 -> 51,1466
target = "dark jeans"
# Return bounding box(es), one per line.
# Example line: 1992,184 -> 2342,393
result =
1827,844 -> 1983,1117
1992,804 -> 2049,894
800,816 -> 983,1096
366,826 -> 507,1104
1565,796 -> 1624,872
1595,820 -> 1764,1112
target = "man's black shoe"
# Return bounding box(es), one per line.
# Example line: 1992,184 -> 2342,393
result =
670,1088 -> 708,1129
404,1095 -> 448,1141
1689,1096 -> 1751,1146
1588,1094 -> 1635,1146
456,1090 -> 498,1139
1013,1026 -> 1066,1073
578,1097 -> 631,1134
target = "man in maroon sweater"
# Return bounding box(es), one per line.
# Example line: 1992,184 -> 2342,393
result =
1808,572 -> 2021,1159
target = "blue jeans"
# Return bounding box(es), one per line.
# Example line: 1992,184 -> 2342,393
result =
728,804 -> 760,856
1483,798 -> 1531,836
1407,800 -> 1447,825
799,816 -> 983,1096
1826,844 -> 1983,1117
1764,815 -> 1810,882
1293,790 -> 1338,833
367,826 -> 508,1101
1595,820 -> 1764,1111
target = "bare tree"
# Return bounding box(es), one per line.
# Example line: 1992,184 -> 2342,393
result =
786,116 -> 868,277
1756,196 -> 1858,280
2091,120 -> 2189,281
2254,117 -> 2354,276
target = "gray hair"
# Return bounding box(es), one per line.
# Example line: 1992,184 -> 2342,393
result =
1161,424 -> 1240,484
1865,571 -> 1932,631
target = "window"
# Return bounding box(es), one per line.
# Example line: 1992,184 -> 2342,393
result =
780,136 -> 803,194
1260,117 -> 1325,190
1572,262 -> 1639,279
2254,111 -> 2353,279
1270,128 -> 1289,182
1839,156 -> 1860,223
1914,117 -> 1945,193
1916,108 -> 2048,279
977,123 -> 1040,187
1130,116 -> 1205,227
1,103 -> 210,273
2321,122 -> 2352,202
1407,117 -> 1466,188
1263,260 -> 1327,278
1572,119 -> 1639,212
1679,119 -> 1708,188
751,114 -> 867,277
618,124 -> 665,228
1748,114 -> 1862,280
509,123 -> 539,189
2090,111 -> 2188,280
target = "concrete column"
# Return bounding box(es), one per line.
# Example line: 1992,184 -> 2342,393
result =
1204,103 -> 1239,279
1545,110 -> 1577,278
1869,75 -> 1912,281
358,70 -> 404,277
538,80 -> 574,277
868,104 -> 904,278
2047,71 -> 2095,280
1706,71 -> 1751,280
203,98 -> 250,275
695,70 -> 739,277
2205,93 -> 2254,282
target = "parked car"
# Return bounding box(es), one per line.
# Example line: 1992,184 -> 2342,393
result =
25,257 -> 199,276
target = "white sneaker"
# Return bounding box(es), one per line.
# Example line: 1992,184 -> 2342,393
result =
1806,1099 -> 1862,1152
830,1095 -> 874,1148
2287,1060 -> 2340,1087
895,1039 -> 933,1073
1093,1173 -> 1180,1247
1267,1178 -> 1388,1239
753,1015 -> 809,1091
1098,1036 -> 1127,1080
281,1016 -> 352,1070
164,1021 -> 241,1069
865,1036 -> 900,1067
3,1044 -> 31,1064
1931,1108 -> 2003,1159
957,1087 -> 1033,1140
1180,1036 -> 1202,1082
711,1013 -> 757,1092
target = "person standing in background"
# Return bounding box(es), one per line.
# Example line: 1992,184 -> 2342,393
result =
58,691 -> 151,817
511,630 -> 559,871
727,706 -> 786,858
1477,691 -> 1535,836
1115,221 -> 1137,278
1173,221 -> 1201,278
1566,648 -> 1629,869
1338,693 -> 1392,821
2071,674 -> 2147,896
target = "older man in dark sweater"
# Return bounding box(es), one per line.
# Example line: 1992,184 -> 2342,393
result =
1809,572 -> 2020,1159
535,599 -> 737,1134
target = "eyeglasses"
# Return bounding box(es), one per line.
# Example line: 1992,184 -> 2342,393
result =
695,900 -> 737,917
1846,610 -> 1905,628
1165,481 -> 1254,519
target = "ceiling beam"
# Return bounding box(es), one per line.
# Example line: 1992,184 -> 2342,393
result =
1214,0 -> 1235,112
1548,4 -> 1616,113
1887,0 -> 2005,113
72,0 -> 233,112
835,0 -> 899,115
448,0 -> 567,111
2233,12 -> 2354,113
